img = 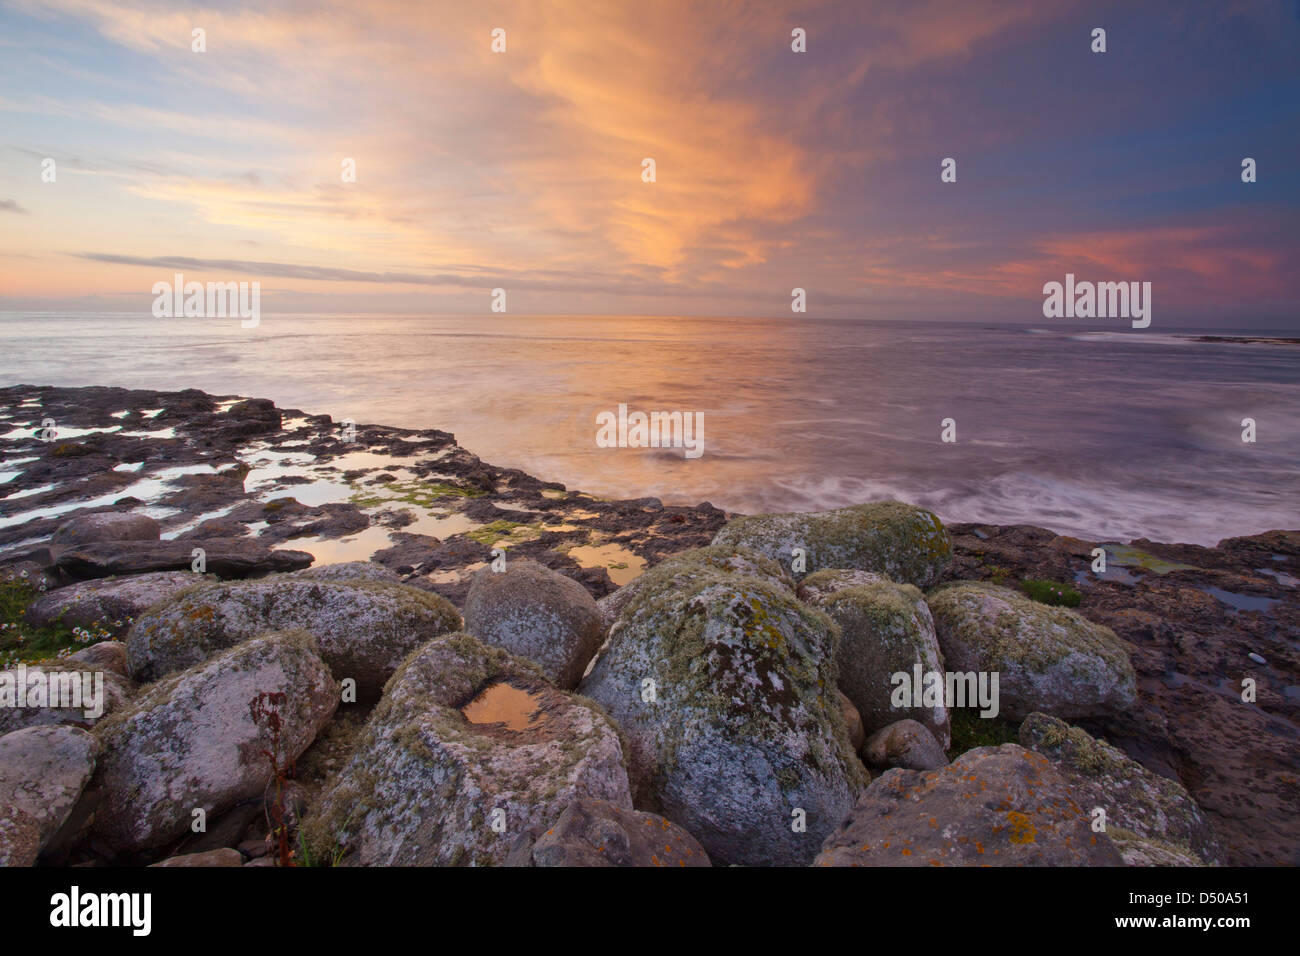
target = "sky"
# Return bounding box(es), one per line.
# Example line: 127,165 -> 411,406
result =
1,0 -> 1298,326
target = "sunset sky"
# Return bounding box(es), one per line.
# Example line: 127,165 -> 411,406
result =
1,0 -> 1297,325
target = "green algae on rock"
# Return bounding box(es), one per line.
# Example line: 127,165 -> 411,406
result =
711,500 -> 952,586
92,630 -> 337,854
927,581 -> 1136,721
300,633 -> 632,867
578,554 -> 864,867
799,568 -> 950,748
125,575 -> 462,698
1019,712 -> 1220,866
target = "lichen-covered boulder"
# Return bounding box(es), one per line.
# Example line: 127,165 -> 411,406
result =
815,744 -> 1124,866
0,660 -> 133,735
126,576 -> 461,698
66,640 -> 129,677
862,719 -> 948,771
596,545 -> 794,632
505,798 -> 711,867
463,559 -> 604,689
92,631 -> 337,854
293,561 -> 401,584
24,571 -> 215,637
301,633 -> 632,867
800,569 -> 950,748
578,560 -> 864,867
927,582 -> 1136,721
1019,713 -> 1219,866
0,725 -> 98,866
711,501 -> 951,586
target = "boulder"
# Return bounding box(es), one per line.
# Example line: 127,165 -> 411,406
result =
51,513 -> 160,546
0,660 -> 133,735
505,798 -> 710,867
301,633 -> 632,867
815,744 -> 1125,866
1019,713 -> 1220,866
293,561 -> 401,584
579,555 -> 864,867
597,545 -> 795,631
126,576 -> 461,698
24,571 -> 214,637
149,848 -> 244,867
463,559 -> 604,689
711,501 -> 951,586
800,569 -> 950,747
55,538 -> 312,580
91,631 -> 337,854
66,640 -> 129,677
862,719 -> 949,771
927,582 -> 1137,720
0,725 -> 98,866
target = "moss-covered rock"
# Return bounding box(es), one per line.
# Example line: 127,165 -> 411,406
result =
126,576 -> 461,698
1019,712 -> 1220,866
595,544 -> 794,632
711,500 -> 951,586
578,558 -> 864,867
463,559 -> 604,689
300,633 -> 632,867
91,630 -> 337,854
800,569 -> 950,747
927,582 -> 1136,721
293,561 -> 401,584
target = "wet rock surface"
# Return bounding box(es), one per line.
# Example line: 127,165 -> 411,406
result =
0,385 -> 726,605
945,522 -> 1300,866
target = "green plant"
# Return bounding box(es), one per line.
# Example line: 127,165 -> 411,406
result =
947,706 -> 1019,755
1020,578 -> 1082,607
0,571 -> 118,667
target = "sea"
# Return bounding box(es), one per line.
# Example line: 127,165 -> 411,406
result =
2,312 -> 1296,546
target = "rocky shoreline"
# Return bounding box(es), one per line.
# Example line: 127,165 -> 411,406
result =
0,384 -> 1296,867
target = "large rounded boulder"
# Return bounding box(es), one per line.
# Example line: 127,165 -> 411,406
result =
927,582 -> 1136,721
578,551 -> 865,867
798,569 -> 950,748
125,576 -> 461,698
24,571 -> 214,637
463,559 -> 605,689
301,633 -> 632,867
711,500 -> 951,586
91,630 -> 337,854
1019,713 -> 1220,866
815,744 -> 1125,866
